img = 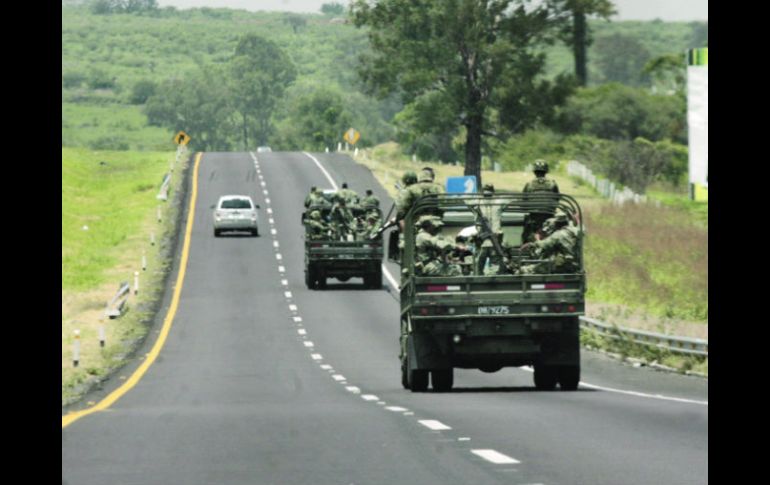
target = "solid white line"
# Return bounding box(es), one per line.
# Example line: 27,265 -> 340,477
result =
517,366 -> 707,406
471,449 -> 520,465
361,394 -> 379,401
419,420 -> 452,431
382,265 -> 399,289
303,152 -> 338,190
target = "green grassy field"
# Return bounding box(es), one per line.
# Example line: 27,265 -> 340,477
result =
62,146 -> 186,405
62,102 -> 173,152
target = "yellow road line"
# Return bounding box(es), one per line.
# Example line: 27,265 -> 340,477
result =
62,152 -> 203,429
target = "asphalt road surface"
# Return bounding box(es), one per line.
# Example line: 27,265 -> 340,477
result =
62,151 -> 708,485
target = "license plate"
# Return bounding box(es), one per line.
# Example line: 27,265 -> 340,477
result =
478,306 -> 510,315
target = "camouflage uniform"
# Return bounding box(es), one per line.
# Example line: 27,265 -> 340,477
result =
396,168 -> 444,221
305,187 -> 327,208
337,183 -> 360,207
518,214 -> 579,274
413,216 -> 462,277
329,201 -> 355,240
522,160 -> 560,243
305,211 -> 329,240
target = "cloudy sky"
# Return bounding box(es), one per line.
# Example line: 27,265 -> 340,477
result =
156,0 -> 707,21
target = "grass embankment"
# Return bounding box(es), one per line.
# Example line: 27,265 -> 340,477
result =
356,143 -> 708,375
62,146 -> 188,406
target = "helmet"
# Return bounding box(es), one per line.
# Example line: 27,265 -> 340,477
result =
482,183 -> 494,193
418,167 -> 435,183
542,213 -> 568,233
417,215 -> 443,228
402,171 -> 418,186
309,211 -> 321,220
533,160 -> 549,174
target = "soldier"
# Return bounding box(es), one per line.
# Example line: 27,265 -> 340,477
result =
396,167 -> 445,231
413,215 -> 462,277
329,198 -> 355,241
473,183 -> 505,275
523,160 -> 560,194
304,186 -> 322,208
518,213 -> 580,275
364,210 -> 382,239
304,210 -> 329,240
360,189 -> 380,221
337,182 -> 360,207
522,160 -> 559,243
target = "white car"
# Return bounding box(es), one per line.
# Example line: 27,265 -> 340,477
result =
212,195 -> 260,237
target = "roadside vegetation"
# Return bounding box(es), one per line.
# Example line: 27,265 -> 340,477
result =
62,1 -> 707,399
62,147 -> 188,405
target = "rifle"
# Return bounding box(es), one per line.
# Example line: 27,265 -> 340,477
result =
369,203 -> 396,240
466,203 -> 517,274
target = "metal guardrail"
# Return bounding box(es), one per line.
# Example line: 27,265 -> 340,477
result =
156,173 -> 171,201
580,316 -> 708,357
105,282 -> 131,319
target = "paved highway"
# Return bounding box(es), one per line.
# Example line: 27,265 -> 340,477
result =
62,151 -> 708,485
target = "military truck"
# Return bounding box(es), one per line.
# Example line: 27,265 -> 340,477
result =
302,190 -> 384,290
390,192 -> 585,392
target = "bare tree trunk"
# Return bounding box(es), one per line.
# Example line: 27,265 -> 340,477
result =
464,114 -> 483,188
573,10 -> 588,86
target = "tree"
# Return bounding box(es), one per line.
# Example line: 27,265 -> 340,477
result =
229,34 -> 297,149
129,79 -> 157,104
275,88 -> 353,151
351,0 -> 558,185
145,66 -> 236,151
593,33 -> 650,86
321,3 -> 345,15
547,0 -> 616,86
283,14 -> 307,34
643,54 -> 686,96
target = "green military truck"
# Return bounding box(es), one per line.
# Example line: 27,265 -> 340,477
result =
391,192 -> 585,392
303,190 -> 384,290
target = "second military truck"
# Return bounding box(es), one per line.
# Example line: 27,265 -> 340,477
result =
303,190 -> 384,290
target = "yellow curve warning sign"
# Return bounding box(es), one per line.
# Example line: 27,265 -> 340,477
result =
174,131 -> 190,145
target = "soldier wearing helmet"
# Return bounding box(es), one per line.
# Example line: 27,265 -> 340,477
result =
413,215 -> 461,276
522,160 -> 560,243
401,171 -> 418,187
523,160 -> 559,194
396,167 -> 445,230
518,212 -> 579,274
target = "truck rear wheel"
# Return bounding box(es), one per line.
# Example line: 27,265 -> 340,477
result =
431,368 -> 453,392
557,365 -> 580,391
406,348 -> 428,392
533,364 -> 558,391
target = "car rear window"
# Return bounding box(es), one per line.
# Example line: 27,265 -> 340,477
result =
221,199 -> 252,209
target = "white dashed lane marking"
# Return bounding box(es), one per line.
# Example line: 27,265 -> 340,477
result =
385,406 -> 408,412
419,420 -> 452,431
303,341 -> 314,348
293,316 -> 302,323
311,354 -> 322,360
284,291 -> 292,298
332,375 -> 346,382
361,395 -> 379,401
471,449 -> 520,465
320,364 -> 333,370
297,329 -> 307,336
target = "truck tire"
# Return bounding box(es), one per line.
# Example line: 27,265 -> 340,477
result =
557,365 -> 580,391
431,368 -> 453,392
406,345 -> 428,392
533,364 -> 558,390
